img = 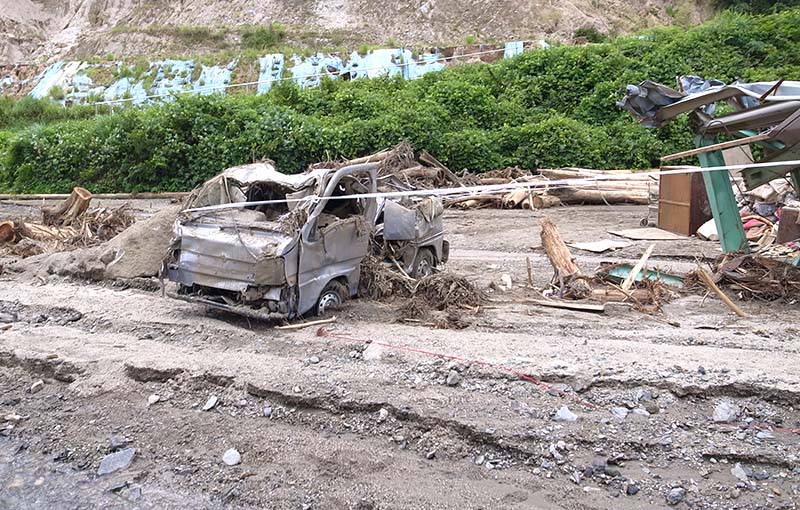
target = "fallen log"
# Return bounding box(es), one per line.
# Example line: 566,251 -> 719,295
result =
398,166 -> 441,180
538,168 -> 654,181
0,192 -> 188,201
480,177 -> 513,185
532,195 -> 562,209
0,221 -> 78,244
549,188 -> 649,205
502,188 -> 532,208
591,288 -> 653,303
41,187 -> 92,226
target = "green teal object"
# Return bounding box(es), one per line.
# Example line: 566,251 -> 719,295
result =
695,135 -> 749,254
604,264 -> 685,288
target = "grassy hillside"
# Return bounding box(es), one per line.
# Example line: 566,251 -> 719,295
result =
2,8 -> 799,193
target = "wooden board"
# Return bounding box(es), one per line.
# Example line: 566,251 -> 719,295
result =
608,228 -> 686,241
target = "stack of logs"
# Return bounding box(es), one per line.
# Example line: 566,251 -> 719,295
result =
450,168 -> 657,210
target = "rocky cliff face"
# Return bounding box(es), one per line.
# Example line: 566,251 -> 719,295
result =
1,0 -> 713,64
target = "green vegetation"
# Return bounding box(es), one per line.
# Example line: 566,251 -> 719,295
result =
241,23 -> 286,50
1,8 -> 799,193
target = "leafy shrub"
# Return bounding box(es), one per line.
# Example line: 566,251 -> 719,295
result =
2,8 -> 800,192
241,23 -> 286,50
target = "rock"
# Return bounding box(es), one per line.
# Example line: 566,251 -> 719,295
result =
147,394 -> 160,406
30,380 -> 44,393
548,444 -> 564,461
713,401 -> 739,423
426,450 -> 436,460
3,414 -> 23,423
590,458 -> 607,475
202,396 -> 218,411
643,400 -> 660,414
729,488 -> 741,499
756,430 -> 775,440
97,448 -> 136,476
731,463 -> 748,482
307,356 -> 320,364
361,343 -> 383,361
292,386 -> 301,393
632,408 -> 650,417
222,448 -> 241,466
611,407 -> 629,419
377,408 -> 389,423
474,454 -> 485,465
753,469 -> 769,480
626,484 -> 640,496
553,406 -> 578,422
263,406 -> 273,418
666,487 -> 686,506
636,389 -> 653,401
108,435 -> 130,452
445,370 -> 461,386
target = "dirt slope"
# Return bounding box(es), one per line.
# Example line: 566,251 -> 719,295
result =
1,0 -> 714,63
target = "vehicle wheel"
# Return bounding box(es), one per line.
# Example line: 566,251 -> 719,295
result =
316,280 -> 346,316
411,249 -> 436,279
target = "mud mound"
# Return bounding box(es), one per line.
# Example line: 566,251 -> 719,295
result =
12,204 -> 181,281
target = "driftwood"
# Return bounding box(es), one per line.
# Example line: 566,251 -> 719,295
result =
621,244 -> 655,291
540,217 -> 591,298
503,188 -> 532,208
697,268 -> 747,317
41,187 -> 92,226
0,221 -> 78,243
591,288 -> 653,302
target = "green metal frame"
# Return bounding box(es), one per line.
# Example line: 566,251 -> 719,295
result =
695,135 -> 749,253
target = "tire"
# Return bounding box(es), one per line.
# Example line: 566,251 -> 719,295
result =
315,280 -> 346,316
411,248 -> 436,279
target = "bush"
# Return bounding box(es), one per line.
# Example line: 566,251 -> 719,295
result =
241,22 -> 286,50
1,7 -> 800,192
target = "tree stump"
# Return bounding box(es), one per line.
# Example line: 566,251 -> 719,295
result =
539,217 -> 592,298
42,187 -> 92,226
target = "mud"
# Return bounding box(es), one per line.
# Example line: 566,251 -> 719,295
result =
1,203 -> 799,509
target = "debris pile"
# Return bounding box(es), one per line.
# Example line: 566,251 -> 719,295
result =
10,204 -> 181,281
687,253 -> 800,302
0,188 -> 134,258
359,255 -> 485,327
330,143 -> 657,210
538,217 -> 679,312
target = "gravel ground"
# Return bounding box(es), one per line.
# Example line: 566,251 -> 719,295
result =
1,203 -> 798,509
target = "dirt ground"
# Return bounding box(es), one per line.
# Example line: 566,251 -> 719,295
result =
1,202 -> 799,510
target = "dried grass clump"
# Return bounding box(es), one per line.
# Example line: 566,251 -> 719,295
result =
414,272 -> 486,310
358,256 -> 413,300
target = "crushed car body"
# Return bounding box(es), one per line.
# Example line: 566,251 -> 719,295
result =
163,161 -> 448,320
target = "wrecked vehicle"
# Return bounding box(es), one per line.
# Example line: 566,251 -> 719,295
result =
163,162 -> 448,319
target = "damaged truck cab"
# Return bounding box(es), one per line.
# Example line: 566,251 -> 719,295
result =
164,162 -> 448,320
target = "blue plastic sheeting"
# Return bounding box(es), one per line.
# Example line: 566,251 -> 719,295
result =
257,54 -> 284,94
504,41 -> 524,59
23,41 -> 545,103
290,53 -> 345,88
192,60 -> 236,95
